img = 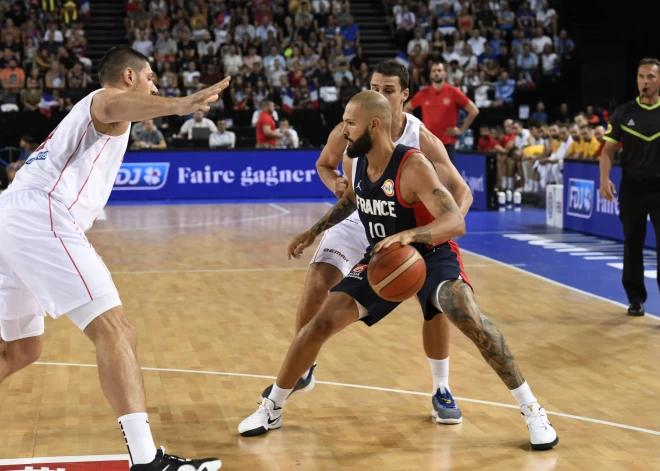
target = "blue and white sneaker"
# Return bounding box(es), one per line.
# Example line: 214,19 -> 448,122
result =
261,364 -> 317,399
431,387 -> 463,424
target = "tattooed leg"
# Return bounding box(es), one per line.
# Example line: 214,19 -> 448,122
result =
436,280 -> 525,390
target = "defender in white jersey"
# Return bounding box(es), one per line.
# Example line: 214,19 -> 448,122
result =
0,46 -> 229,471
258,61 -> 475,423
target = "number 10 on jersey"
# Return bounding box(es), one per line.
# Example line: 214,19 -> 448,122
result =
368,222 -> 386,239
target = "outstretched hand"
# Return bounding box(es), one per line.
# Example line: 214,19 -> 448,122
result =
287,230 -> 317,260
177,77 -> 231,115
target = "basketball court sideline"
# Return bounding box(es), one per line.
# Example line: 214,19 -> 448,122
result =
0,201 -> 658,471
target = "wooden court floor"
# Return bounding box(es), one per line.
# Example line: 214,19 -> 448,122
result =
1,202 -> 659,470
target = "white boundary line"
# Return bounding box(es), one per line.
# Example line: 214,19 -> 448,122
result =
31,361 -> 660,437
0,455 -> 129,465
92,203 -> 290,233
461,249 -> 660,321
109,264 -> 525,275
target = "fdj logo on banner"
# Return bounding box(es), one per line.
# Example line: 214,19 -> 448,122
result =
114,163 -> 170,190
567,178 -> 594,219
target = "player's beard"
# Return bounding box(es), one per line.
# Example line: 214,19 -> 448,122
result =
345,126 -> 374,159
432,76 -> 444,84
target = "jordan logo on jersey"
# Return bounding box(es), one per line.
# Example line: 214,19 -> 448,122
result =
381,179 -> 394,197
355,194 -> 397,218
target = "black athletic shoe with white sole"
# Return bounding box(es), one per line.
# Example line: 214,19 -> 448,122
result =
130,447 -> 221,471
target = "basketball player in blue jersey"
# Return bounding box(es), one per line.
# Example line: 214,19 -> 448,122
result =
239,91 -> 558,451
259,60 -> 474,425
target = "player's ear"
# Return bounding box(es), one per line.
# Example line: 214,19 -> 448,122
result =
402,88 -> 409,102
123,67 -> 134,87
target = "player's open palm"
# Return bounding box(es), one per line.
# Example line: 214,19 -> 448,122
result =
288,230 -> 317,260
177,77 -> 231,115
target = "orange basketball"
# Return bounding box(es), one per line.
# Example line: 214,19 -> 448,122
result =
368,243 -> 426,302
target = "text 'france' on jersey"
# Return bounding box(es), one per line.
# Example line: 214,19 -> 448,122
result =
352,143 -> 445,255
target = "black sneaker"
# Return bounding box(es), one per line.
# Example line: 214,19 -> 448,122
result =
627,302 -> 645,316
130,447 -> 221,471
261,364 -> 317,399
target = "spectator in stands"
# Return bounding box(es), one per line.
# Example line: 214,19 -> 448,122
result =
437,3 -> 457,37
1,58 -> 25,93
133,119 -> 167,150
531,101 -> 548,123
154,29 -> 177,68
209,119 -> 236,149
407,28 -> 429,56
132,30 -> 153,57
538,123 -> 571,189
6,135 -> 37,184
554,29 -> 574,60
276,118 -> 300,149
579,125 -> 600,160
517,43 -> 538,76
497,1 -> 516,35
540,43 -> 560,77
593,125 -> 606,157
566,123 -> 581,158
537,0 -> 559,36
178,111 -> 219,140
531,26 -> 552,55
255,100 -> 283,148
493,71 -> 515,107
467,29 -> 487,56
478,124 -> 500,152
44,61 -> 65,90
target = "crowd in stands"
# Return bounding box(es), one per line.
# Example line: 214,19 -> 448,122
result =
0,0 -> 92,117
126,0 -> 366,149
477,103 -> 610,196
393,0 -> 574,109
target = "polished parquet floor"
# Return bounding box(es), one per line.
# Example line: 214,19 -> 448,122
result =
1,202 -> 659,470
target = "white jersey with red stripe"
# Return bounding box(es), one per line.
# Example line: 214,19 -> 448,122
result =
3,88 -> 130,232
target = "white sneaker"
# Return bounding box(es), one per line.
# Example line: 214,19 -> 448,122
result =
238,397 -> 283,437
521,402 -> 559,450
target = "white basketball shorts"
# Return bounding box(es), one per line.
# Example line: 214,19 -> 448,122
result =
0,189 -> 121,341
310,211 -> 370,277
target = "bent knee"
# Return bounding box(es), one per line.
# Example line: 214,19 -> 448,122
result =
307,263 -> 344,292
85,306 -> 137,348
7,335 -> 43,370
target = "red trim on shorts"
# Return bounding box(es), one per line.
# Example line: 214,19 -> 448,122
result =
48,120 -> 92,236
68,137 -> 111,210
448,240 -> 470,285
311,231 -> 329,263
59,238 -> 94,301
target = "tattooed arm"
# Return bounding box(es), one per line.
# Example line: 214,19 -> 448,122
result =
372,153 -> 465,252
288,156 -> 357,259
419,126 -> 473,217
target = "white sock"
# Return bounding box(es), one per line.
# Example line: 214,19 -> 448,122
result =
268,384 -> 293,406
510,381 -> 537,407
119,413 -> 158,466
428,357 -> 449,394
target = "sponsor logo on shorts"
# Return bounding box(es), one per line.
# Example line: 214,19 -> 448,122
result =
113,163 -> 170,190
24,150 -> 48,165
381,179 -> 394,197
323,248 -> 349,263
347,263 -> 367,280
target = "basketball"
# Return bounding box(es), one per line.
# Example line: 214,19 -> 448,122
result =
368,243 -> 426,302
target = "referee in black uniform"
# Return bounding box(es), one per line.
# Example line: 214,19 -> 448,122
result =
600,58 -> 660,317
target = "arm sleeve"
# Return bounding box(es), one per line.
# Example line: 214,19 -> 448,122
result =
604,106 -> 624,143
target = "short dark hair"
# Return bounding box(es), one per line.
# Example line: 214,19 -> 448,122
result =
639,57 -> 660,71
371,59 -> 409,91
98,45 -> 149,85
